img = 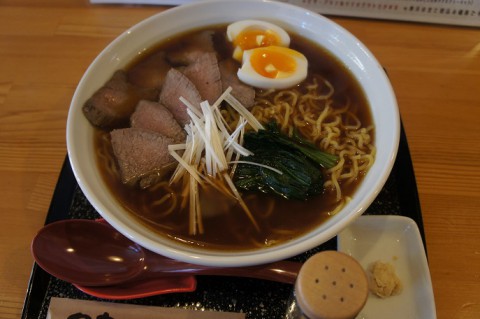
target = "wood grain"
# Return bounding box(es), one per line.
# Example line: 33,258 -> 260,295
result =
1,2 -> 479,319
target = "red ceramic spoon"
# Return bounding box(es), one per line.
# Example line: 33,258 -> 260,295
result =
31,219 -> 301,288
72,275 -> 197,300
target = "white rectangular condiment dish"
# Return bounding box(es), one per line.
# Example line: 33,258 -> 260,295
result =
337,215 -> 436,319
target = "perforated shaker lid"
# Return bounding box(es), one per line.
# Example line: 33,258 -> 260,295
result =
295,251 -> 369,319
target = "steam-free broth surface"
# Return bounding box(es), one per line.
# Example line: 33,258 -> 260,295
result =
94,24 -> 373,251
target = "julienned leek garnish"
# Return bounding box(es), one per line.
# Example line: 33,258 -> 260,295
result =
169,88 -> 338,234
169,87 -> 264,235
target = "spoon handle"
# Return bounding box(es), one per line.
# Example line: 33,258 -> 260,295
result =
194,260 -> 301,284
144,250 -> 301,284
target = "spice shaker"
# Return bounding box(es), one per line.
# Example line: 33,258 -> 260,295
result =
285,251 -> 369,319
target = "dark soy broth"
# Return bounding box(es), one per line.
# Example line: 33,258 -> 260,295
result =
94,24 -> 373,251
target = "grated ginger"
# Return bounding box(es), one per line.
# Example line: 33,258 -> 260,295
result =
367,261 -> 403,298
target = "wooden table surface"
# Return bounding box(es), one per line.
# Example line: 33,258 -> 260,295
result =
1,1 -> 479,318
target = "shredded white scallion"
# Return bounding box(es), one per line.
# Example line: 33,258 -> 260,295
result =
168,88 -> 265,235
224,119 -> 253,156
228,161 -> 284,175
179,96 -> 203,118
168,144 -> 204,185
223,89 -> 264,131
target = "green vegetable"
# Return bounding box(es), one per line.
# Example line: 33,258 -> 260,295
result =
233,122 -> 338,200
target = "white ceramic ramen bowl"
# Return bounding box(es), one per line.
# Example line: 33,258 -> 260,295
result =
67,0 -> 400,267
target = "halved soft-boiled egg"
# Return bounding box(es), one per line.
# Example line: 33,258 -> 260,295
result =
237,46 -> 308,89
227,20 -> 290,62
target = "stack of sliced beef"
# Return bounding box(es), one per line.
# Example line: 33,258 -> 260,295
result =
82,30 -> 256,188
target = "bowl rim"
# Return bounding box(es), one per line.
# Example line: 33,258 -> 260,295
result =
67,0 -> 400,267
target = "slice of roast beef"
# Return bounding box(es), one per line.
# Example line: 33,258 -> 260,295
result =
182,52 -> 222,104
219,59 -> 256,109
82,70 -> 157,129
110,127 -> 175,187
130,100 -> 186,143
159,68 -> 202,126
166,30 -> 216,66
127,51 -> 170,90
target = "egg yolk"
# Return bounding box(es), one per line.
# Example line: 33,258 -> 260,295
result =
249,47 -> 297,79
234,29 -> 281,51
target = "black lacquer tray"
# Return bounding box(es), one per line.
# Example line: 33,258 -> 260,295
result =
21,122 -> 424,319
